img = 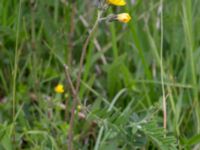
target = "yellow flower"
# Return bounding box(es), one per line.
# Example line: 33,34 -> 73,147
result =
117,13 -> 131,23
107,0 -> 126,6
54,84 -> 64,93
77,105 -> 82,111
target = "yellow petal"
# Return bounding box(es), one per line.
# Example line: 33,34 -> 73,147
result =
107,0 -> 126,6
117,13 -> 131,23
54,84 -> 64,93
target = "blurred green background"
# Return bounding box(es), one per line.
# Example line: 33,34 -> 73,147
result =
0,0 -> 200,149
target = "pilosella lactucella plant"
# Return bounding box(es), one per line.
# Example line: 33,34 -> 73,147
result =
66,0 -> 131,149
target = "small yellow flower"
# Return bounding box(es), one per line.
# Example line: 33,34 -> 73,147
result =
117,13 -> 131,23
77,105 -> 82,111
107,0 -> 126,6
54,84 -> 64,93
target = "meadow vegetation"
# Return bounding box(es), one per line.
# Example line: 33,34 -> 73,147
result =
0,0 -> 200,149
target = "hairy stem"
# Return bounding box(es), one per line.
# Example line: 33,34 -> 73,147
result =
67,10 -> 102,150
75,10 -> 102,92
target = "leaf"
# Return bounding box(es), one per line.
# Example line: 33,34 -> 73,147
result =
141,120 -> 177,150
0,124 -> 13,150
186,134 -> 200,146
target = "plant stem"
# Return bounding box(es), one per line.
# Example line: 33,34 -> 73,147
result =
68,2 -> 76,66
66,66 -> 78,150
75,10 -> 102,92
12,0 -> 22,146
160,0 -> 166,129
67,10 -> 102,150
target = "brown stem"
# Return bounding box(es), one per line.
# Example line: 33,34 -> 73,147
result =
64,65 -> 78,150
67,10 -> 102,150
64,65 -> 77,97
65,3 -> 76,122
68,2 -> 76,66
64,96 -> 69,121
163,96 -> 167,129
75,11 -> 102,92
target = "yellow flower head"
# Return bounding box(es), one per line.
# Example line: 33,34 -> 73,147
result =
107,0 -> 126,6
77,105 -> 82,111
54,84 -> 64,93
117,13 -> 131,23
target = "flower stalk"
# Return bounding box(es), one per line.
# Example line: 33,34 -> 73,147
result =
75,10 -> 103,92
67,10 -> 103,150
67,1 -> 131,149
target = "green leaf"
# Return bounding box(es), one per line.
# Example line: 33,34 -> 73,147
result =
186,134 -> 200,146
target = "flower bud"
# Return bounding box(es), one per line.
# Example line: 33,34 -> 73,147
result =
117,13 -> 131,23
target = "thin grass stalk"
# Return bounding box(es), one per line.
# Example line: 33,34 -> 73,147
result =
160,0 -> 167,130
182,0 -> 199,133
12,0 -> 22,145
94,126 -> 104,150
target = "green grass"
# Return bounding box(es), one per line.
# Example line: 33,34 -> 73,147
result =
0,0 -> 200,149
